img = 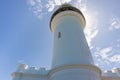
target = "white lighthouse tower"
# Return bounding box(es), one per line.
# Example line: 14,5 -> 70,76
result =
49,4 -> 101,80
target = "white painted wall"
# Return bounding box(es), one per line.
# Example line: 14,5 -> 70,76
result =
51,11 -> 94,68
50,68 -> 101,80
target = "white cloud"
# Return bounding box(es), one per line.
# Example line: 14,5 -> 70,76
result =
93,47 -> 112,59
27,0 -> 89,18
93,46 -> 120,70
84,11 -> 99,47
73,0 -> 87,12
28,0 -> 36,6
27,0 -> 44,19
46,0 -> 72,12
109,55 -> 120,62
60,0 -> 71,4
54,0 -> 62,5
27,0 -> 73,19
45,0 -> 55,12
100,47 -> 112,58
109,17 -> 120,31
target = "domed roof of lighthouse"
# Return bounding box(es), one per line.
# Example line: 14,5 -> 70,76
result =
50,4 -> 86,31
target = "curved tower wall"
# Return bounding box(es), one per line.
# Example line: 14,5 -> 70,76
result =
49,67 -> 101,80
51,10 -> 94,69
50,4 -> 101,80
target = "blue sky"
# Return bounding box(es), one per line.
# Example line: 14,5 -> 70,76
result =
0,0 -> 120,80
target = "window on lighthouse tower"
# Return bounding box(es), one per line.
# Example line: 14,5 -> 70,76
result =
58,32 -> 61,38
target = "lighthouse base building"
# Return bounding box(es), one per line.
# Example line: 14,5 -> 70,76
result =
12,63 -> 120,80
12,4 -> 120,80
